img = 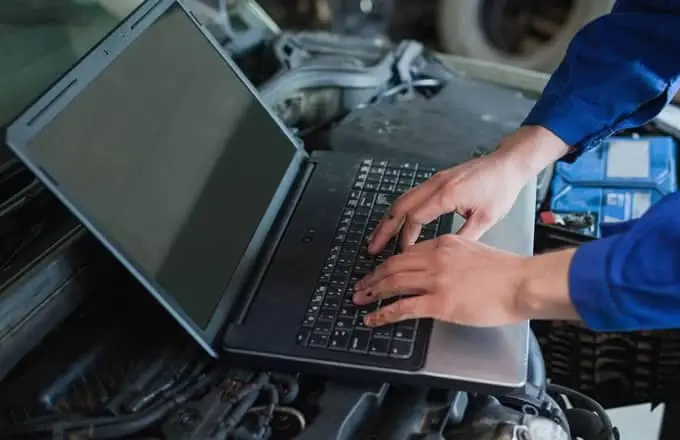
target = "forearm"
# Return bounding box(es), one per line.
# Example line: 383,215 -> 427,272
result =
518,193 -> 680,332
516,248 -> 581,322
495,125 -> 571,176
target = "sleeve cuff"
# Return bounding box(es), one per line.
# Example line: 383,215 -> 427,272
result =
522,96 -> 612,163
568,235 -> 635,331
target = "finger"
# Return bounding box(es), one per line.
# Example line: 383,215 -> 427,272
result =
401,236 -> 442,253
399,221 -> 422,250
457,212 -> 492,241
354,271 -> 433,305
364,296 -> 435,327
356,252 -> 429,290
401,189 -> 457,248
368,176 -> 445,253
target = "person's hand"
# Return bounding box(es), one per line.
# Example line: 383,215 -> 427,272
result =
354,234 -> 527,327
367,126 -> 570,253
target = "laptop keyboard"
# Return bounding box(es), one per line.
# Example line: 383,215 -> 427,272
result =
296,159 -> 443,359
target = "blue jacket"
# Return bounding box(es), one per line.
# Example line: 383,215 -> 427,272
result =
523,0 -> 680,331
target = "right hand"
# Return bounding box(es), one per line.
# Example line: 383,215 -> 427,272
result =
368,126 -> 570,253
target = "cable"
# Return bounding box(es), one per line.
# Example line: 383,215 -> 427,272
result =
246,406 -> 306,431
269,374 -> 299,405
547,383 -> 620,440
69,368 -> 220,439
1,362 -> 212,437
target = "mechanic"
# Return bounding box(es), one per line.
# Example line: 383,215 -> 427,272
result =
352,0 -> 680,332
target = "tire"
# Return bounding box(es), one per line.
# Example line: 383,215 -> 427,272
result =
436,0 -> 615,72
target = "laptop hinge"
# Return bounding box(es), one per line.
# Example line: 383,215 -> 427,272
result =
230,159 -> 316,325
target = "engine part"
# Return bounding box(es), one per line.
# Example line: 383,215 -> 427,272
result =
254,405 -> 306,438
0,160 -> 36,210
162,369 -> 284,440
191,0 -> 279,55
0,148 -> 13,169
371,387 -> 468,439
444,396 -> 570,440
1,361 -> 218,438
295,382 -> 389,440
0,194 -> 93,383
260,31 -> 443,127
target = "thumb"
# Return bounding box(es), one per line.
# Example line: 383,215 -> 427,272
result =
457,212 -> 492,241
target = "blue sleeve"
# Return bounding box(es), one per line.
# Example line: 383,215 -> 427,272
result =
568,193 -> 680,331
523,0 -> 680,161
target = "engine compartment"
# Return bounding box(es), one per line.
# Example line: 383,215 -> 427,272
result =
0,284 -> 601,439
0,5 -> 616,438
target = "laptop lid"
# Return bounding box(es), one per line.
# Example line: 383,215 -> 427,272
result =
5,0 -> 308,357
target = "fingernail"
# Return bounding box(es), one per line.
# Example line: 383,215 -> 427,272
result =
364,315 -> 377,327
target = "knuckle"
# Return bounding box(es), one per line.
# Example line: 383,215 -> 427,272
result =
380,258 -> 395,274
393,300 -> 411,317
475,209 -> 493,224
433,273 -> 449,290
437,184 -> 456,208
431,170 -> 448,182
437,234 -> 457,246
404,211 -> 424,225
389,273 -> 410,290
433,252 -> 449,269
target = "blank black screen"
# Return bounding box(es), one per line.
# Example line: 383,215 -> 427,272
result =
25,4 -> 298,328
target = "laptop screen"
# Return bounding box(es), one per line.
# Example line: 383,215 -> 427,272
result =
20,3 -> 299,331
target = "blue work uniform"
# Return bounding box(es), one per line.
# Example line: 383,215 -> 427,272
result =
523,0 -> 680,331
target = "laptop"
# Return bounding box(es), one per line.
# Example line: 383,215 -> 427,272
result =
4,0 -> 535,392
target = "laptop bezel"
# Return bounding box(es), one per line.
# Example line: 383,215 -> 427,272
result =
4,0 -> 309,357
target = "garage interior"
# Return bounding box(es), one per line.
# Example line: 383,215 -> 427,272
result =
0,1 -> 678,439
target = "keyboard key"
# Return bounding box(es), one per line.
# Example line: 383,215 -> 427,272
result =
318,309 -> 336,321
394,327 -> 415,340
369,337 -> 390,356
389,340 -> 414,358
329,330 -> 351,350
296,328 -> 311,346
375,193 -> 395,206
397,320 -> 418,330
335,317 -> 355,330
314,321 -> 332,334
339,306 -> 358,319
302,314 -> 316,327
373,325 -> 394,338
300,159 -> 436,355
349,330 -> 371,352
331,267 -> 350,280
323,297 -> 341,309
309,333 -> 330,348
358,193 -> 375,207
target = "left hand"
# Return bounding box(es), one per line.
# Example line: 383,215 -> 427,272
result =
353,234 -> 528,327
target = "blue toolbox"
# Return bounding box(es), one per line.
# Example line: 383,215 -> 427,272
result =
549,136 -> 677,237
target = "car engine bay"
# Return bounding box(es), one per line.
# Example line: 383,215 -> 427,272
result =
0,1 -> 617,439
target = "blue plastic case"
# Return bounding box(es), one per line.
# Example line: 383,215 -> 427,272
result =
549,136 -> 677,237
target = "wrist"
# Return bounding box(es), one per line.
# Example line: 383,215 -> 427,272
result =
515,249 -> 581,322
496,125 -> 571,176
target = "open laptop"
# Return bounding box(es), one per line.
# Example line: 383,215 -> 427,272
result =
4,0 -> 535,392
